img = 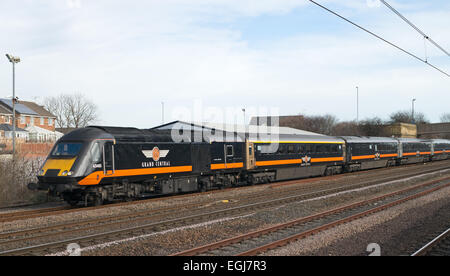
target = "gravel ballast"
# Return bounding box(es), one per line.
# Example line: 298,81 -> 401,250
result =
264,185 -> 450,256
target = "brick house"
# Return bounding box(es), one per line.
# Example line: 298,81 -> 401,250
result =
0,98 -> 57,131
0,104 -> 12,125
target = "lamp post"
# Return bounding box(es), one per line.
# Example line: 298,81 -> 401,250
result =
412,98 -> 416,124
5,54 -> 20,157
356,86 -> 359,123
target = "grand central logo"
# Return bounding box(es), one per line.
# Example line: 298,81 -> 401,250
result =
141,147 -> 171,168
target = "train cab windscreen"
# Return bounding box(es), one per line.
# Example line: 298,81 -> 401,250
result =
51,142 -> 83,157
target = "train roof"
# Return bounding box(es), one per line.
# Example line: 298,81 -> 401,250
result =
59,126 -> 173,143
340,136 -> 399,144
396,138 -> 432,143
430,139 -> 450,144
249,134 -> 345,144
152,120 -> 325,136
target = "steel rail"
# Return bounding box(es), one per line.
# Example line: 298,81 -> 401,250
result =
3,174 -> 448,256
2,166 -> 449,253
172,179 -> 450,256
2,164 -> 447,245
237,183 -> 450,256
411,228 -> 450,256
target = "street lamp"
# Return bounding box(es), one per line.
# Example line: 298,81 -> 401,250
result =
356,86 -> 359,123
5,54 -> 21,156
412,98 -> 416,124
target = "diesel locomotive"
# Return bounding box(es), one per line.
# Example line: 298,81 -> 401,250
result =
28,126 -> 450,206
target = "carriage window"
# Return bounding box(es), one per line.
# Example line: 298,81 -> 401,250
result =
288,145 -> 295,154
330,145 -> 338,153
316,145 -> 324,153
305,144 -> 311,153
299,145 -> 305,154
90,142 -> 102,163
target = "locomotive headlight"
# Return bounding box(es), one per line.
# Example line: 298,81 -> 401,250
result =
61,170 -> 68,176
39,169 -> 45,176
67,171 -> 74,176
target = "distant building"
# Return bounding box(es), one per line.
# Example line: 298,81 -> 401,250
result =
417,123 -> 450,139
0,98 -> 57,131
0,124 -> 28,139
0,98 -> 61,142
385,123 -> 417,138
250,115 -> 300,127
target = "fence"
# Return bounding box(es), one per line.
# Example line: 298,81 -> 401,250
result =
0,139 -> 54,157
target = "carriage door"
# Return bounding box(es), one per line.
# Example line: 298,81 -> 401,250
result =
224,144 -> 234,169
103,141 -> 115,175
245,140 -> 256,170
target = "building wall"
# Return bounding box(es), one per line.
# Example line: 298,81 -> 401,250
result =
0,115 -> 11,124
385,123 -> 417,138
16,115 -> 56,131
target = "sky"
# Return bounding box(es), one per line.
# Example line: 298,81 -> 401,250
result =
0,0 -> 449,128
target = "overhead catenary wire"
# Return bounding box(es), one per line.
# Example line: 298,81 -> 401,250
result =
380,0 -> 450,57
308,0 -> 450,78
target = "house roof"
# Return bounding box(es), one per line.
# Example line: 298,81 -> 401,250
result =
0,98 -> 39,115
25,125 -> 63,135
0,104 -> 11,115
0,98 -> 56,118
19,101 -> 56,118
0,124 -> 27,132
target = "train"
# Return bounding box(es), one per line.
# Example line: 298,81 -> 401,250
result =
28,126 -> 450,206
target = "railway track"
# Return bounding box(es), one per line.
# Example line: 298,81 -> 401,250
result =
172,179 -> 450,256
1,161 -> 449,225
1,167 -> 450,256
1,165 -> 448,241
0,206 -> 70,223
411,228 -> 450,256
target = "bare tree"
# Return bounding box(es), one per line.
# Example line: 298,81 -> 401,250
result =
359,117 -> 389,137
280,114 -> 338,135
332,121 -> 361,136
440,113 -> 450,123
389,110 -> 429,124
44,94 -> 99,128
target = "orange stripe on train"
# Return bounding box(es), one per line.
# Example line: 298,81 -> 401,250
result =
78,165 -> 193,186
210,163 -> 244,170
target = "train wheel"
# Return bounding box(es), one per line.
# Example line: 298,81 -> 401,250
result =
68,200 -> 79,207
93,196 -> 104,206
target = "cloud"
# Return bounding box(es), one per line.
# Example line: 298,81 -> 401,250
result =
0,0 -> 448,128
67,0 -> 82,9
